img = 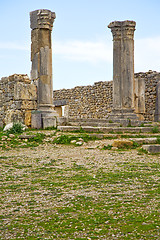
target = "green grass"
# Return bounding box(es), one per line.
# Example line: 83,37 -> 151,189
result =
152,126 -> 159,133
0,132 -> 46,150
6,122 -> 24,134
0,151 -> 159,239
53,134 -> 98,145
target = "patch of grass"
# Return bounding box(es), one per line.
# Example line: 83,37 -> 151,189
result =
0,155 -> 160,239
27,133 -> 45,144
53,133 -> 98,145
7,122 -> 24,134
156,137 -> 160,144
102,144 -> 112,150
53,134 -> 73,144
109,120 -> 113,123
138,148 -> 148,154
152,125 -> 159,133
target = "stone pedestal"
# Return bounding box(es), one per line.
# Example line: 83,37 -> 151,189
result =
108,20 -> 138,120
30,9 -> 58,129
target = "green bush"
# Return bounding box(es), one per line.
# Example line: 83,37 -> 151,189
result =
7,122 -> 24,134
102,144 -> 112,150
152,126 -> 159,133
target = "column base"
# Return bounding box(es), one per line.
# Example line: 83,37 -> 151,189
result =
108,108 -> 142,126
31,109 -> 59,129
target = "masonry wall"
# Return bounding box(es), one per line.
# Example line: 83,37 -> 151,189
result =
0,74 -> 37,127
0,71 -> 159,127
53,71 -> 160,121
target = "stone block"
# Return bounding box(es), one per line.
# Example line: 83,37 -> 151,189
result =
14,82 -> 37,100
55,106 -> 62,117
142,145 -> 160,153
42,113 -> 57,129
25,111 -> 31,126
112,140 -> 133,148
31,111 -> 42,129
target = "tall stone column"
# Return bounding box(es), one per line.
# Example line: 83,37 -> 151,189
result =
30,9 -> 58,128
108,20 -> 138,120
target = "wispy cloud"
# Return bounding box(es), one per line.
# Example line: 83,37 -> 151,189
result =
0,37 -> 160,72
53,40 -> 113,63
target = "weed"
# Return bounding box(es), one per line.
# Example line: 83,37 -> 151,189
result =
138,148 -> 148,154
152,126 -> 159,133
109,120 -> 113,123
28,133 -> 45,143
53,134 -> 98,145
53,135 -> 73,144
132,141 -> 140,148
7,122 -> 24,134
102,144 -> 112,150
156,137 -> 160,144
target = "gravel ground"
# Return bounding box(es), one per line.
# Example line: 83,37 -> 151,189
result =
0,140 -> 160,239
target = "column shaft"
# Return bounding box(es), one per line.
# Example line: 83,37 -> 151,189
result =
108,20 -> 138,120
30,9 -> 55,111
30,9 -> 58,129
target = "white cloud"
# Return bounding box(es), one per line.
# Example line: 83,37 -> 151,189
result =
0,37 -> 160,73
53,40 -> 113,63
135,36 -> 160,72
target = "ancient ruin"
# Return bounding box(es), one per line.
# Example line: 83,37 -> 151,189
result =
108,20 -> 138,120
0,10 -> 160,128
30,9 -> 58,129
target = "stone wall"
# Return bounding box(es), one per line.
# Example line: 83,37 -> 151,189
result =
0,74 -> 37,127
0,71 -> 159,127
53,81 -> 113,119
135,71 -> 160,121
53,71 -> 160,121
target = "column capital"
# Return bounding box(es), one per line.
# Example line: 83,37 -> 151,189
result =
30,9 -> 56,30
108,20 -> 136,40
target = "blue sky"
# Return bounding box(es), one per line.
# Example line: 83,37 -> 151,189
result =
0,0 -> 160,89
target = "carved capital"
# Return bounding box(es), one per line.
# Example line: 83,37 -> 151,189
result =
108,20 -> 136,41
30,9 -> 56,30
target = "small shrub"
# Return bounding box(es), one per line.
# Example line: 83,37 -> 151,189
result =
152,126 -> 159,133
7,122 -> 24,134
102,144 -> 112,150
156,137 -> 160,144
138,148 -> 148,154
132,141 -> 140,148
109,120 -> 113,123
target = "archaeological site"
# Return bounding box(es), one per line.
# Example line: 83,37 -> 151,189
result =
0,9 -> 160,129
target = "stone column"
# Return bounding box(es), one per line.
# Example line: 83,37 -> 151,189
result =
30,9 -> 58,128
108,20 -> 138,120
